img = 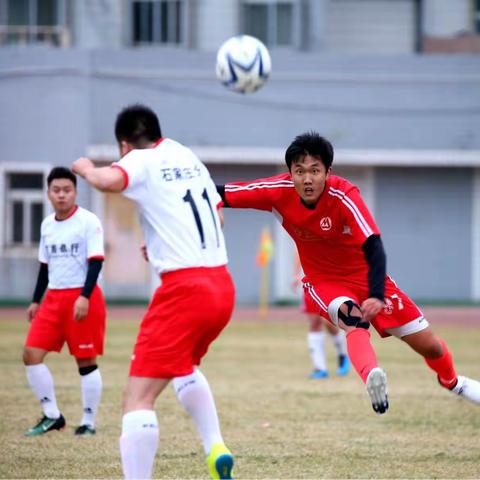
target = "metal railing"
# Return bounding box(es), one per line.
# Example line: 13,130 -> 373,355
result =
0,25 -> 70,47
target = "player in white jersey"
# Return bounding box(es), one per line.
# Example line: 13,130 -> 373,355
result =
73,104 -> 235,480
23,167 -> 106,437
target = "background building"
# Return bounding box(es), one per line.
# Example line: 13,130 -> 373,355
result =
1,0 -> 479,304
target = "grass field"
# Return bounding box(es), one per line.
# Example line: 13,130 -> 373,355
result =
1,307 -> 479,479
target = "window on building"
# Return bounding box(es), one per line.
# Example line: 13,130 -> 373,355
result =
4,172 -> 45,248
475,0 -> 480,33
243,0 -> 295,47
0,0 -> 70,47
132,0 -> 186,45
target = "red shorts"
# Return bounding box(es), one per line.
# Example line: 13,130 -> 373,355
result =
25,286 -> 106,358
303,276 -> 424,338
129,265 -> 235,378
301,290 -> 318,314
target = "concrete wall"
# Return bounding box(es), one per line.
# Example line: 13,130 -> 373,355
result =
376,167 -> 472,301
326,0 -> 415,53
423,0 -> 472,37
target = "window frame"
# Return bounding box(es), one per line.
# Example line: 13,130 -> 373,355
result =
0,0 -> 70,47
0,163 -> 52,257
241,0 -> 301,49
130,0 -> 191,47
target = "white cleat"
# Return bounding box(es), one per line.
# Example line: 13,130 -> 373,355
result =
451,376 -> 480,405
366,367 -> 389,414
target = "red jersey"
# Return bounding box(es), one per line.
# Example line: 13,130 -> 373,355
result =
224,173 -> 380,286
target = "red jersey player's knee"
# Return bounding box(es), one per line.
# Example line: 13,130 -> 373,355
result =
337,300 -> 370,331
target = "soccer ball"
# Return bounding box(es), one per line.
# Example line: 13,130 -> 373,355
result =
216,35 -> 271,94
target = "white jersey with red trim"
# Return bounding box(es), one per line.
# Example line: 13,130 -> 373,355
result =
225,173 -> 380,285
39,206 -> 105,289
112,138 -> 227,274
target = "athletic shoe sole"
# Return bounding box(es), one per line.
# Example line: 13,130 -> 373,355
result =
366,368 -> 389,414
214,453 -> 234,479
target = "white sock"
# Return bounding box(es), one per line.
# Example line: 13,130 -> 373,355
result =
331,330 -> 347,356
80,368 -> 102,427
120,409 -> 159,480
25,364 -> 61,419
173,368 -> 223,454
307,332 -> 327,371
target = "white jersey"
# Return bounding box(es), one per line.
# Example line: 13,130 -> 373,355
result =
39,206 -> 105,289
113,138 -> 228,275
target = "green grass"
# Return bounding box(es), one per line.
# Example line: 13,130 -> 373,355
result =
1,314 -> 479,479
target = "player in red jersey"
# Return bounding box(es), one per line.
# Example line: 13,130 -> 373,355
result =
23,167 -> 106,436
217,131 -> 480,414
73,105 -> 235,480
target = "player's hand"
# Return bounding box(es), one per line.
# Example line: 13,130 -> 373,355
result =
140,243 -> 149,262
27,302 -> 39,322
361,297 -> 384,322
72,157 -> 95,178
74,296 -> 89,321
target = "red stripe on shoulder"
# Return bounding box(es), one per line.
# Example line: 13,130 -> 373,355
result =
111,164 -> 129,190
88,255 -> 105,261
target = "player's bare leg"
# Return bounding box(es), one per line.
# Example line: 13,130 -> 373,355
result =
120,376 -> 169,480
23,347 -> 65,435
402,327 -> 480,405
75,356 -> 102,436
333,300 -> 388,414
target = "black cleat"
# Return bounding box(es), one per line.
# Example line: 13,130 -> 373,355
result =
24,414 -> 66,436
74,424 -> 96,436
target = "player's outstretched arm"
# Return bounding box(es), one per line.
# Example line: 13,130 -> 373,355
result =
27,262 -> 48,322
72,157 -> 125,192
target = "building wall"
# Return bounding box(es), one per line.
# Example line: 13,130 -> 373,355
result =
326,0 -> 415,53
196,0 -> 239,51
0,49 -> 479,302
423,0 -> 472,37
376,167 -> 473,301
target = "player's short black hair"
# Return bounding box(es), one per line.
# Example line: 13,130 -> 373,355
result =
115,104 -> 162,148
285,132 -> 334,171
47,167 -> 77,187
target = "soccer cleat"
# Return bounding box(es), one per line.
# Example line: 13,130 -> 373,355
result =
74,425 -> 96,436
450,375 -> 480,405
366,368 -> 389,415
336,354 -> 351,376
309,369 -> 329,379
207,443 -> 234,479
24,414 -> 66,436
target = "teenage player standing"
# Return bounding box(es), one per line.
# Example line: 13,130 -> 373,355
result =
217,131 -> 480,414
73,105 -> 235,480
23,167 -> 106,436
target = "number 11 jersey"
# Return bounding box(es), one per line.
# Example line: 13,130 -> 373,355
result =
112,138 -> 228,275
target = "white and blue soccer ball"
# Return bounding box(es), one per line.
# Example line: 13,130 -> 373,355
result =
216,35 -> 271,94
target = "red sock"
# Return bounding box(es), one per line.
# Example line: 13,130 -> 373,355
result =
424,337 -> 457,389
346,328 -> 378,383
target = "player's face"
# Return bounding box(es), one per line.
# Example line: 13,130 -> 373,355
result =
47,178 -> 77,217
290,155 -> 331,206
